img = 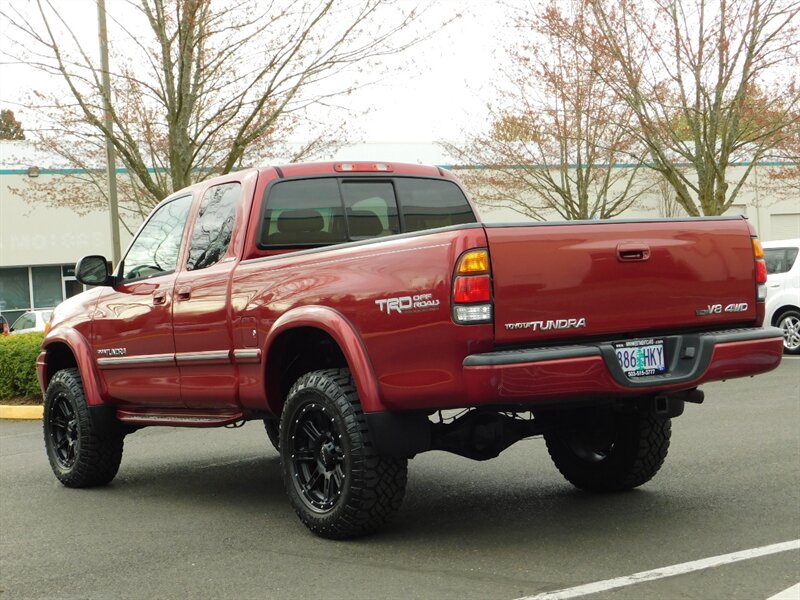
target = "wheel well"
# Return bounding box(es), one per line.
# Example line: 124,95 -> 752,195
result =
772,305 -> 800,326
44,342 -> 78,388
264,327 -> 348,416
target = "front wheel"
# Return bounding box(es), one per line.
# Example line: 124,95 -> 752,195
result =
544,409 -> 670,492
776,309 -> 800,355
280,368 -> 407,539
43,368 -> 124,487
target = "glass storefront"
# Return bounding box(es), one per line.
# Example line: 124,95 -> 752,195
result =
0,264 -> 85,325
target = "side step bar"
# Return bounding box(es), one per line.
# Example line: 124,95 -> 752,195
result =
116,409 -> 244,427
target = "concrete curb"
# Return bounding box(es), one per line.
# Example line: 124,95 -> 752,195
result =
0,405 -> 43,420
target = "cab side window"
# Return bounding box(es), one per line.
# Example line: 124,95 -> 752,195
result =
120,195 -> 193,284
341,181 -> 399,239
187,183 -> 241,271
260,178 -> 346,246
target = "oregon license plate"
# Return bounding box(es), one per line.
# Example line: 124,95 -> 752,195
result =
614,339 -> 665,378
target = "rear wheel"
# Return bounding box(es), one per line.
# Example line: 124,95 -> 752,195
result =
280,368 -> 407,539
776,309 -> 800,355
544,409 -> 670,492
263,418 -> 280,451
43,368 -> 124,487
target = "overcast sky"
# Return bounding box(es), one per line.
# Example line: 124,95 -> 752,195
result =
0,1 -> 509,145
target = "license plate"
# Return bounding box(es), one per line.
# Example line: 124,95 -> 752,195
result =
614,339 -> 665,378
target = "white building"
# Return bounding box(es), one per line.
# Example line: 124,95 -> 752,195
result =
1,140 -> 797,325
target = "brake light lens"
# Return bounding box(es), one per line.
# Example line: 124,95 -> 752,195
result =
334,162 -> 393,172
454,275 -> 491,303
755,260 -> 768,285
452,248 -> 492,324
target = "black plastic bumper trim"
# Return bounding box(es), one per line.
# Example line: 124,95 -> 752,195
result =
463,327 -> 783,388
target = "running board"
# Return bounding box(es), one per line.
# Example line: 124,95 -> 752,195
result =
116,409 -> 244,427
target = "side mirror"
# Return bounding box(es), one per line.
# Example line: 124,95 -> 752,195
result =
75,255 -> 113,286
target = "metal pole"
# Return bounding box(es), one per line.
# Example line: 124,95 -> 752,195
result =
97,0 -> 122,266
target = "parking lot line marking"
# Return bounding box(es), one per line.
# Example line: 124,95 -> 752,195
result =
767,582 -> 800,600
518,539 -> 800,600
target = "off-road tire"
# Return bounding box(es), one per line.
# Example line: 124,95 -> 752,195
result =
43,368 -> 124,487
263,417 -> 280,451
776,309 -> 800,355
280,368 -> 407,539
544,409 -> 671,492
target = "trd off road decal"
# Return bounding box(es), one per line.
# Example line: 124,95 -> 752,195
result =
375,293 -> 441,315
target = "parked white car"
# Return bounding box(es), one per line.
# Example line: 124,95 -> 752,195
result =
9,310 -> 53,335
763,239 -> 800,354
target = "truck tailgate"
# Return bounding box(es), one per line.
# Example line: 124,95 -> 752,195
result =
487,218 -> 758,345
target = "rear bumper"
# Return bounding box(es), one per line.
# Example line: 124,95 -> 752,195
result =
461,327 -> 784,405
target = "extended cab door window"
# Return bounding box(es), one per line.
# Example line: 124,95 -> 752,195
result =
120,195 -> 193,283
186,183 -> 241,270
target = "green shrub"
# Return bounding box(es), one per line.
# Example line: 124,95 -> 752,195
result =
0,333 -> 44,400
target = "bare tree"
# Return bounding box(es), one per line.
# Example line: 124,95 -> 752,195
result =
766,106 -> 800,192
650,173 -> 685,217
446,0 -> 650,221
1,0 -> 446,227
584,0 -> 800,216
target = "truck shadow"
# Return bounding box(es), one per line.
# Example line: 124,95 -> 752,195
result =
107,444 -> 713,550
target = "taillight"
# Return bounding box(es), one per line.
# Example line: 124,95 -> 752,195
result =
752,237 -> 768,300
454,276 -> 491,303
452,249 -> 493,324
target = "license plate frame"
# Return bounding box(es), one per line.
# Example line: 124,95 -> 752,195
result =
614,338 -> 666,378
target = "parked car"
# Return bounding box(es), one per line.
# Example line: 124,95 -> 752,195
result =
763,239 -> 800,354
9,310 -> 53,335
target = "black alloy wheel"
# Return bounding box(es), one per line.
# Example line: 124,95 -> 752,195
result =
48,392 -> 79,469
279,369 -> 407,539
287,401 -> 347,512
43,368 -> 124,488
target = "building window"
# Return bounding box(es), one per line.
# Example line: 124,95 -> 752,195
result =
0,264 -> 86,325
32,266 -> 63,308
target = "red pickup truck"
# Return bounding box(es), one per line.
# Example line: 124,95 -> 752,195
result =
37,162 -> 783,538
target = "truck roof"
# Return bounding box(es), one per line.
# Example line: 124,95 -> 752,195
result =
265,161 -> 445,179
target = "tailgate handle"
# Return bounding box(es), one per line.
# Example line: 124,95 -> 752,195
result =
617,243 -> 650,262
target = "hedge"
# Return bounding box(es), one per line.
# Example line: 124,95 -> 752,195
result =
0,333 -> 44,400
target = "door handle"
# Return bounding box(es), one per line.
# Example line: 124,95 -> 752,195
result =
176,286 -> 192,301
617,243 -> 651,262
153,291 -> 167,305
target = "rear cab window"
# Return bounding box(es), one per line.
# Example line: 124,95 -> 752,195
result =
258,177 -> 476,249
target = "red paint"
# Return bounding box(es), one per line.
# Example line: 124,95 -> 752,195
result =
38,162 -> 780,425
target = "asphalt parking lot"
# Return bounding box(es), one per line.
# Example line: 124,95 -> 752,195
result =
1,359 -> 798,600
